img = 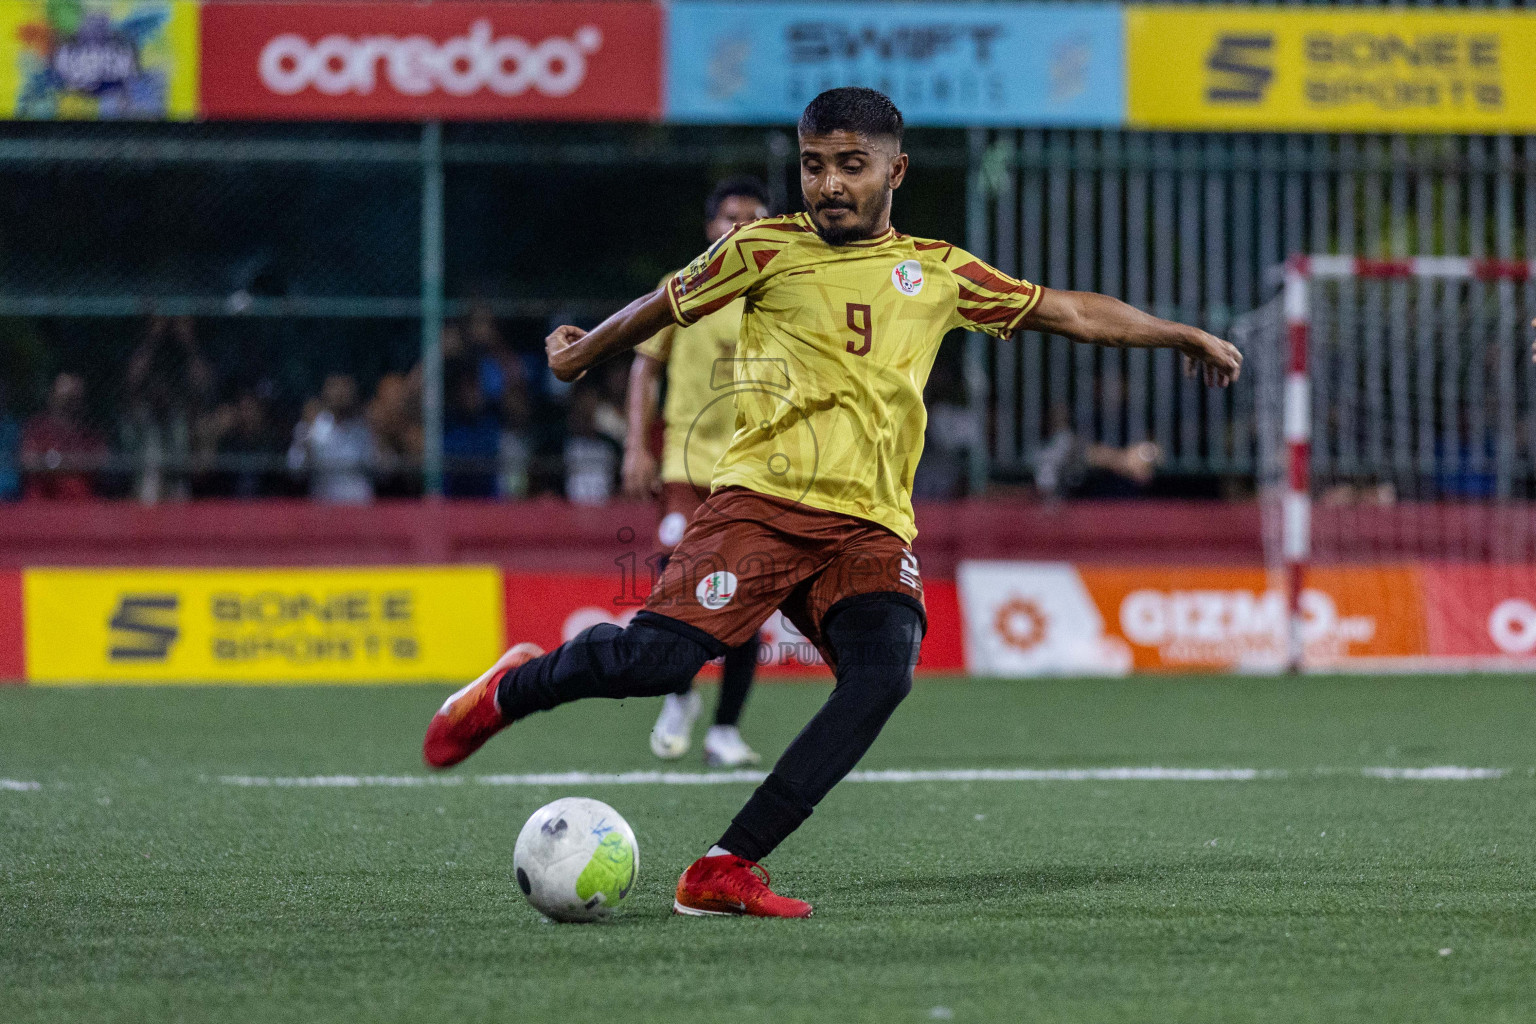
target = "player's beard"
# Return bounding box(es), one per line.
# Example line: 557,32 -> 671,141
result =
810,192 -> 887,246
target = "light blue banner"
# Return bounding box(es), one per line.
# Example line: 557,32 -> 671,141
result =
666,2 -> 1125,127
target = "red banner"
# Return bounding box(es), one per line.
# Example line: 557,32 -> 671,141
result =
502,571 -> 964,677
0,570 -> 22,682
1421,564 -> 1536,661
200,2 -> 663,121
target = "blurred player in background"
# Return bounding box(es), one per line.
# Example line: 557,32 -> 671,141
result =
624,176 -> 771,768
426,87 -> 1241,918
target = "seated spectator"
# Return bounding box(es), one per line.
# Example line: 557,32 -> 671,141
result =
21,373 -> 108,500
497,365 -> 532,499
913,359 -> 980,500
287,374 -> 377,504
443,370 -> 500,498
200,391 -> 285,499
1036,404 -> 1161,500
564,384 -> 618,506
0,382 -> 19,500
369,369 -> 424,498
122,315 -> 213,503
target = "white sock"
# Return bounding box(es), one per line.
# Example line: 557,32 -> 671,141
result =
706,845 -> 734,858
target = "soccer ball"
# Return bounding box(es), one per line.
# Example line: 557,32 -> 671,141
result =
513,797 -> 639,922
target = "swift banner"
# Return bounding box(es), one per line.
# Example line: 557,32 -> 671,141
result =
200,1 -> 662,121
666,1 -> 1123,126
0,0 -> 199,119
1127,7 -> 1536,133
22,567 -> 504,684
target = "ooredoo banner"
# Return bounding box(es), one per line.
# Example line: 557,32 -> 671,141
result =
199,1 -> 662,121
1421,565 -> 1536,664
22,567 -> 505,683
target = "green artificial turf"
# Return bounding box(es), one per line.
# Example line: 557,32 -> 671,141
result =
3,675 -> 1535,1023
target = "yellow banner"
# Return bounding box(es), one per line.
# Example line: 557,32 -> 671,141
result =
0,0 -> 199,120
1128,7 -> 1536,133
24,567 -> 504,684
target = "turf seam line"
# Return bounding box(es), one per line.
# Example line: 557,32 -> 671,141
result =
212,766 -> 1512,788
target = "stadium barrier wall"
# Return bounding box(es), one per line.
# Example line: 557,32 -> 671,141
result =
5,558 -> 1534,683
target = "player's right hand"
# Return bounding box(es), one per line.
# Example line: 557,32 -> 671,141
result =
621,446 -> 659,499
545,325 -> 588,382
1183,331 -> 1242,388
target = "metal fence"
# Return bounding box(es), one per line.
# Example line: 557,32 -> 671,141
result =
4,118 -> 1534,503
964,129 -> 1536,494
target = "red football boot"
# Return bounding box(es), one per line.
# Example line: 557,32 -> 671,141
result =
422,642 -> 543,769
672,854 -> 814,918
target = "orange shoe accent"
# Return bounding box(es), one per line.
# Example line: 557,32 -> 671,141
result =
422,642 -> 543,769
672,854 -> 813,919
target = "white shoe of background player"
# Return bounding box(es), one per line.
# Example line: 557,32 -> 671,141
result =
703,725 -> 761,767
650,690 -> 702,760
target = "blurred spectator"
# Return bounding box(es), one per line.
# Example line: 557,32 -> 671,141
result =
20,372 -> 108,499
1036,403 -> 1161,500
443,369 -> 500,498
122,315 -> 213,503
200,391 -> 285,498
564,384 -> 618,505
913,359 -> 980,500
369,369 -> 424,498
497,364 -> 532,499
287,373 -> 377,504
0,382 -> 19,500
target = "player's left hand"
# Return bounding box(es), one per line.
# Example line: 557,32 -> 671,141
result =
1183,332 -> 1242,388
545,325 -> 589,382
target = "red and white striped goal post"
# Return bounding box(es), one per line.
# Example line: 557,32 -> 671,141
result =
1278,254 -> 1536,672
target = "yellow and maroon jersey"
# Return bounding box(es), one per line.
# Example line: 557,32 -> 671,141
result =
664,211 -> 1040,543
636,273 -> 742,487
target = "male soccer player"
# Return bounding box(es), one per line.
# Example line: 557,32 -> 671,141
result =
624,176 -> 771,768
424,88 -> 1241,918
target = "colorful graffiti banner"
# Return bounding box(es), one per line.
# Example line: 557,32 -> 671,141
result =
1,0 -> 198,119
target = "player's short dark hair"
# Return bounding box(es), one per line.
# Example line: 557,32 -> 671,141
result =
706,175 -> 771,220
798,87 -> 904,147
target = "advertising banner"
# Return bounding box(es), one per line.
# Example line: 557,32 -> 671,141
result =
0,570 -> 22,681
1421,564 -> 1536,664
1127,7 -> 1536,133
502,570 -> 965,676
0,0 -> 199,119
200,1 -> 661,121
959,561 -> 1429,676
667,1 -> 1123,126
22,567 -> 504,683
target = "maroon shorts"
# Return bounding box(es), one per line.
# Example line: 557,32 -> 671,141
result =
643,487 -> 925,664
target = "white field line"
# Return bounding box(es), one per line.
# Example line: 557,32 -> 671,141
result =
1,779 -> 41,791
214,766 -> 1512,789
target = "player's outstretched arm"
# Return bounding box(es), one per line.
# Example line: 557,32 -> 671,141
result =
1021,288 -> 1242,387
545,287 -> 675,384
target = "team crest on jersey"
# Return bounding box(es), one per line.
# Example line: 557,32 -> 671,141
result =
695,571 -> 739,610
891,259 -> 924,296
